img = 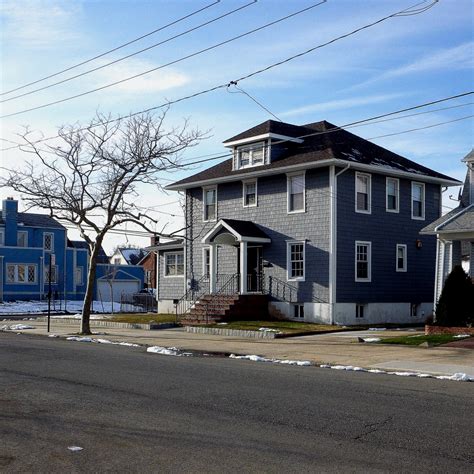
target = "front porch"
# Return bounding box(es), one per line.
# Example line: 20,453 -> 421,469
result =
202,219 -> 271,295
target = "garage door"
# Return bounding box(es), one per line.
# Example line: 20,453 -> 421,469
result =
97,280 -> 140,302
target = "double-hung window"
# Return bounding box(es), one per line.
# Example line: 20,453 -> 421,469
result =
6,264 -> 37,284
287,173 -> 305,213
243,180 -> 257,207
386,177 -> 399,212
236,142 -> 265,169
287,241 -> 305,281
75,266 -> 84,285
43,232 -> 54,251
165,252 -> 184,276
355,173 -> 371,213
355,241 -> 371,282
203,247 -> 211,277
203,187 -> 217,222
396,244 -> 407,272
17,231 -> 28,247
44,265 -> 58,284
0,230 -> 4,246
411,182 -> 425,219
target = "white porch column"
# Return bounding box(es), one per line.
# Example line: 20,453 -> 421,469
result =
240,241 -> 248,294
209,244 -> 217,293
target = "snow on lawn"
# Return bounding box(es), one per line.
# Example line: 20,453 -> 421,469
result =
319,364 -> 474,382
1,324 -> 36,331
229,354 -> 311,366
0,300 -> 138,314
147,346 -> 184,356
66,336 -> 140,347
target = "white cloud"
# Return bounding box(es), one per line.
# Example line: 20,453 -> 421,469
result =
0,0 -> 82,48
279,93 -> 406,118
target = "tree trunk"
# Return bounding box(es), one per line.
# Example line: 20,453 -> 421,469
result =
81,239 -> 103,334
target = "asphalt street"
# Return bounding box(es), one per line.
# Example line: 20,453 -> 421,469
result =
1,332 -> 473,473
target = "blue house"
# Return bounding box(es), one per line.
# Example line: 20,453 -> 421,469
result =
0,198 -> 144,303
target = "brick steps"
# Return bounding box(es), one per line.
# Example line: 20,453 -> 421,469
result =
180,294 -> 269,325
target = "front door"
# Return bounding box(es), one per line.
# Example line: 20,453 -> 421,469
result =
247,246 -> 262,292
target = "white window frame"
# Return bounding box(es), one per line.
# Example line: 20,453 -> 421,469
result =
202,247 -> 211,277
293,304 -> 304,319
44,264 -> 58,284
287,241 -> 305,281
17,231 -> 28,247
242,179 -> 258,208
287,172 -> 306,214
386,177 -> 400,213
355,241 -> 372,282
75,266 -> 84,285
43,232 -> 54,251
6,264 -> 37,284
411,182 -> 425,220
235,141 -> 266,169
356,304 -> 366,318
355,172 -> 371,214
0,229 -> 4,246
164,252 -> 184,277
396,244 -> 407,272
202,186 -> 217,222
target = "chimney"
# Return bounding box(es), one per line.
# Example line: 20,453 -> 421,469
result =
151,235 -> 160,246
461,149 -> 474,205
2,198 -> 18,246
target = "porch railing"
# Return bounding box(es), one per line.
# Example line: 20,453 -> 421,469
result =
174,274 -> 210,321
266,276 -> 297,303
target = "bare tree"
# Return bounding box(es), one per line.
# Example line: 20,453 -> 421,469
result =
1,111 -> 205,334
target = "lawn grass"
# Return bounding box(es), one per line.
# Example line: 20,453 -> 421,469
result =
101,313 -> 176,324
376,334 -> 470,346
206,320 -> 349,334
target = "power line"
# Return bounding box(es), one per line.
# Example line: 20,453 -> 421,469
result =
0,0 -> 444,148
0,0 -> 328,119
1,1 -> 257,104
0,1 -> 220,97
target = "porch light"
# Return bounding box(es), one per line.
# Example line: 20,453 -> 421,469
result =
416,239 -> 423,249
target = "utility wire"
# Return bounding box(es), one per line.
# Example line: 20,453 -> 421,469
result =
1,1 -> 257,104
0,0 -> 328,119
0,0 -> 221,97
0,0 -> 443,146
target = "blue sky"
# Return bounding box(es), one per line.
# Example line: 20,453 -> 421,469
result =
1,0 -> 473,251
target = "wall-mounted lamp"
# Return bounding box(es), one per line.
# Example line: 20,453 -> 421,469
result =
416,239 -> 423,249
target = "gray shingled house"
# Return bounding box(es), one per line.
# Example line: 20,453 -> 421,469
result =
156,120 -> 460,325
421,150 -> 474,303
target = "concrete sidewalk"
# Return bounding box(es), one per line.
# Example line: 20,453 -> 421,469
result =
2,320 -> 474,377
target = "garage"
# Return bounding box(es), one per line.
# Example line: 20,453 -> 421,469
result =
97,280 -> 140,302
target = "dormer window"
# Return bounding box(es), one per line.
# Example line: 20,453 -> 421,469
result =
236,142 -> 266,169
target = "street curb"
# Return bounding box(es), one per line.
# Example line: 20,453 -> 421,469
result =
185,326 -> 277,339
34,317 -> 178,330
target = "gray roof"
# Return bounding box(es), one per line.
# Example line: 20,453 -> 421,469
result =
0,212 -> 65,229
220,219 -> 270,240
146,238 -> 184,252
169,120 -> 459,189
421,205 -> 474,234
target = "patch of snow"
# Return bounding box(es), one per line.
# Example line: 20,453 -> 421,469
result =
66,336 -> 140,347
1,324 -> 35,331
319,364 -> 473,382
147,346 -> 181,356
368,328 -> 386,331
217,322 -> 228,325
68,446 -> 83,452
48,334 -> 59,338
454,334 -> 471,339
258,327 -> 281,333
67,336 -> 93,342
362,337 -> 381,343
229,354 -> 311,366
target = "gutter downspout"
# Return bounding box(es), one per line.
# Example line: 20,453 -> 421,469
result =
329,163 -> 351,325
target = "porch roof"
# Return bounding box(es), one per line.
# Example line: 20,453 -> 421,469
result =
202,219 -> 271,244
421,204 -> 474,238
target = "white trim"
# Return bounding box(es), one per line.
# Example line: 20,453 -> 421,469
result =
163,251 -> 184,278
386,177 -> 400,213
166,158 -> 461,191
355,241 -> 372,282
202,219 -> 271,244
202,246 -> 210,277
287,171 -> 306,214
355,172 -> 371,214
235,142 -> 266,170
43,232 -> 54,252
396,244 -> 407,272
329,166 -> 336,314
411,181 -> 425,220
16,230 -> 28,247
223,132 -> 303,147
287,240 -> 305,282
202,186 -> 217,223
242,179 -> 258,208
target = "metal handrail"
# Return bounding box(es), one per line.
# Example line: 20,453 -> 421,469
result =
266,275 -> 297,303
175,274 -> 210,321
